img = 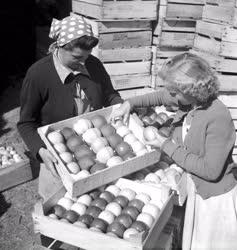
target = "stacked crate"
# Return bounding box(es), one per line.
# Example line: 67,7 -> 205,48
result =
151,0 -> 205,88
72,0 -> 159,99
190,0 -> 237,161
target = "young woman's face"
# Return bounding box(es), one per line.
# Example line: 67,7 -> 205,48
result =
167,86 -> 195,106
59,47 -> 92,70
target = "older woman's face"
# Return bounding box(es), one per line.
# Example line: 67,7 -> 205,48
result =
60,47 -> 92,71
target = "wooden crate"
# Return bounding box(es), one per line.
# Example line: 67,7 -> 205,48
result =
72,0 -> 159,20
202,4 -> 237,27
119,87 -> 155,100
0,144 -> 32,191
205,0 -> 237,6
38,105 -> 161,197
32,178 -> 175,250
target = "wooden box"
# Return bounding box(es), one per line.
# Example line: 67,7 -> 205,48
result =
72,0 -> 159,20
118,87 -> 155,100
0,144 -> 32,191
32,178 -> 175,250
38,105 -> 161,197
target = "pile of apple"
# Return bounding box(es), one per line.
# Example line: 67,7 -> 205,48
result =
47,115 -> 150,179
0,145 -> 23,168
47,183 -> 167,240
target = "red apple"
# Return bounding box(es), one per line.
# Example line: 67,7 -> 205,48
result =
131,221 -> 148,233
78,214 -> 94,227
115,142 -> 131,157
100,124 -> 116,137
51,204 -> 66,218
63,210 -> 79,223
74,145 -> 94,160
128,199 -> 145,212
121,206 -> 139,220
91,115 -> 107,129
107,134 -> 123,148
90,162 -> 107,174
100,191 -> 115,203
85,206 -> 102,218
77,155 -> 95,171
66,135 -> 83,152
114,195 -> 129,209
61,127 -> 75,140
91,198 -> 108,210
158,126 -> 172,138
158,112 -> 169,122
90,218 -> 108,233
142,116 -> 153,126
143,126 -> 159,141
123,152 -> 136,161
149,112 -> 158,121
115,214 -> 133,229
107,222 -> 126,238
89,189 -> 100,200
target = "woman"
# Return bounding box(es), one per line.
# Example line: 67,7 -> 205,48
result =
111,53 -> 237,249
17,15 -> 122,186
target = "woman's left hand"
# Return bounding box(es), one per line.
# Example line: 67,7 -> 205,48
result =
143,130 -> 167,148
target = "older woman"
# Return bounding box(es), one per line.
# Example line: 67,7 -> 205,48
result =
111,53 -> 237,250
18,15 -> 122,179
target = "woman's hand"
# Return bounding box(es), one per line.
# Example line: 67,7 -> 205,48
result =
110,101 -> 131,125
144,130 -> 167,148
38,147 -> 59,178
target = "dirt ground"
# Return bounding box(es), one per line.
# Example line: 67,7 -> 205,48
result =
0,82 -> 41,250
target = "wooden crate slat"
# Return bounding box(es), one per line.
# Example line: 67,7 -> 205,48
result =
233,154 -> 237,162
220,42 -> 237,59
167,0 -> 205,4
219,94 -> 237,108
229,108 -> 237,120
217,75 -> 237,92
206,0 -> 237,6
195,20 -> 225,39
233,147 -> 237,155
119,87 -> 155,99
216,58 -> 237,73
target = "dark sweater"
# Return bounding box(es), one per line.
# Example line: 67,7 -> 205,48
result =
17,54 -> 122,159
129,89 -> 237,199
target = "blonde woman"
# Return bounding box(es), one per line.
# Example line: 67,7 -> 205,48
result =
111,53 -> 237,250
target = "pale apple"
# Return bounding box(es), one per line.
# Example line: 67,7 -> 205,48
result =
123,228 -> 139,240
98,210 -> 115,224
145,173 -> 161,184
123,133 -> 137,145
77,194 -> 92,206
82,128 -> 101,145
130,140 -> 146,153
67,162 -> 80,174
96,146 -> 114,164
119,188 -> 136,201
136,148 -> 149,156
91,137 -> 108,153
169,163 -> 184,174
105,202 -> 122,217
105,185 -> 121,197
143,126 -> 159,141
116,126 -> 130,138
142,203 -> 160,219
60,152 -> 73,164
54,143 -> 68,153
107,156 -> 123,167
154,169 -> 166,180
137,212 -> 154,228
73,221 -> 87,228
47,131 -> 64,144
57,197 -> 74,210
73,118 -> 92,135
111,120 -> 124,129
135,193 -> 151,204
72,170 -> 90,180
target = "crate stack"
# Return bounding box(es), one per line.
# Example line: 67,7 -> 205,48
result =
151,0 -> 205,88
189,0 -> 237,161
71,0 -> 160,99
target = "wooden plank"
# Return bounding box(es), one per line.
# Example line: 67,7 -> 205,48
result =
119,87 -> 155,99
233,154 -> 237,162
195,20 -> 225,39
217,75 -> 237,92
233,147 -> 237,155
111,74 -> 151,90
159,32 -> 195,48
72,1 -> 102,19
229,108 -> 237,120
166,4 -> 203,19
218,94 -> 237,108
216,58 -> 237,73
221,42 -> 237,59
206,0 -> 237,6
104,61 -> 151,75
167,0 -> 204,4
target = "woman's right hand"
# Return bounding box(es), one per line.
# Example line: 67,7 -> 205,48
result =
38,147 -> 59,178
110,100 -> 131,125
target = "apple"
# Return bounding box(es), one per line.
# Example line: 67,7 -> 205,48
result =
91,115 -> 107,129
150,198 -> 164,210
115,214 -> 133,229
61,127 -> 75,140
72,170 -> 90,180
111,120 -> 124,129
54,143 -> 68,153
131,221 -> 148,233
114,195 -> 129,209
100,124 -> 116,137
142,116 -> 153,126
57,197 -> 74,210
143,126 -> 159,141
48,214 -> 58,220
128,199 -> 145,212
165,168 -> 181,188
86,206 -> 102,218
90,162 -> 107,174
136,148 -> 149,156
119,188 -> 136,201
155,169 -> 166,180
77,155 -> 95,171
130,141 -> 146,153
158,126 -> 172,138
64,210 -> 79,223
67,162 -> 80,174
71,202 -> 87,216
51,204 -> 66,218
100,191 -> 115,203
96,146 -> 114,164
107,222 -> 126,238
98,210 -> 115,224
83,128 -> 101,145
107,156 -> 123,167
74,145 -> 94,160
77,194 -> 92,206
60,152 -> 73,164
137,213 -> 154,228
105,202 -> 122,217
158,112 -> 169,122
116,126 -> 130,138
142,203 -> 160,219
155,116 -> 165,127
107,134 -> 123,148
78,214 -> 94,227
105,185 -> 121,197
123,228 -> 139,240
132,171 -> 145,181
91,137 -> 108,153
135,193 -> 151,204
123,152 -> 135,161
47,131 -> 64,144
121,206 -> 139,220
90,218 -> 108,233
106,232 -> 118,238
145,173 -> 161,184
73,221 -> 87,228
66,135 -> 83,152
149,112 -> 158,121
60,218 -> 70,223
123,133 -> 137,145
91,198 -> 108,210
73,118 -> 92,134
115,142 -> 131,157
89,189 -> 100,200
169,163 -> 184,174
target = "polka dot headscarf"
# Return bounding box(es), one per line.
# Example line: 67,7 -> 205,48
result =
49,15 -> 94,48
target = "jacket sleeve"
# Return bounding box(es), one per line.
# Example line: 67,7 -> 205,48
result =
161,112 -> 236,181
17,70 -> 46,160
128,88 -> 178,109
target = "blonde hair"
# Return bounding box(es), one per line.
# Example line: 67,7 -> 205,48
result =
158,53 -> 220,104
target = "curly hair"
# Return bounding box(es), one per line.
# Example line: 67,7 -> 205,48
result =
158,53 -> 220,104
